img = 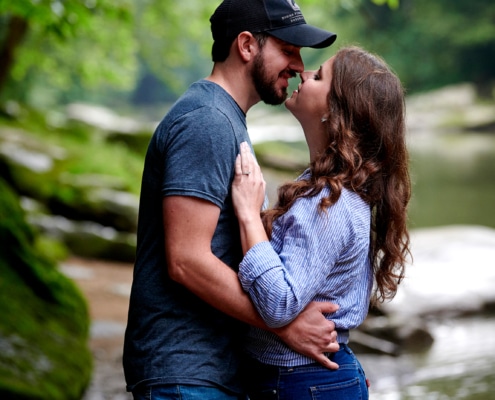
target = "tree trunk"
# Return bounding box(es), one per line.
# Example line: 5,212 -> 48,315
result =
0,15 -> 29,95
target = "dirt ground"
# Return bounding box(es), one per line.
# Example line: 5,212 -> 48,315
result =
61,257 -> 134,400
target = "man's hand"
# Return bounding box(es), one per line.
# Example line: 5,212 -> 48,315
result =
272,301 -> 340,370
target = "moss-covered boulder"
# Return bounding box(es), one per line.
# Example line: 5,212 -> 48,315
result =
0,126 -> 139,261
0,177 -> 92,400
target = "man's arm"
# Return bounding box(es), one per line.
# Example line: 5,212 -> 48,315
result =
163,195 -> 339,369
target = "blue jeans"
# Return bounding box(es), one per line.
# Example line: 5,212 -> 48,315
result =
242,344 -> 369,400
131,384 -> 246,400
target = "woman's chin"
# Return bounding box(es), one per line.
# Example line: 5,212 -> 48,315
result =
284,92 -> 296,108
285,99 -> 298,116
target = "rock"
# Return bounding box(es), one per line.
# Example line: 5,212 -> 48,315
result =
29,214 -> 136,262
356,315 -> 434,355
82,187 -> 139,232
397,323 -> 435,353
43,184 -> 139,233
382,225 -> 495,319
0,177 -> 92,400
353,225 -> 495,356
406,83 -> 495,134
66,103 -> 155,135
350,329 -> 400,356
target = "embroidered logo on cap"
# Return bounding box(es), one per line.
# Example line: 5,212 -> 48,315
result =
286,0 -> 300,11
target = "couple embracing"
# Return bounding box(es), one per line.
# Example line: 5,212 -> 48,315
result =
123,1 -> 410,399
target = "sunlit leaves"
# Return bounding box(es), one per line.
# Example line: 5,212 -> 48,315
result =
1,0 -> 136,104
371,0 -> 399,10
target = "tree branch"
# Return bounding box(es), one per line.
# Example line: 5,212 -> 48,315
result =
0,15 -> 29,94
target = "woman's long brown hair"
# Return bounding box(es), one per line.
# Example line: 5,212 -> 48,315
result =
262,46 -> 411,304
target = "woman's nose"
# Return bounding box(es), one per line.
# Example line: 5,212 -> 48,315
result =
300,70 -> 312,82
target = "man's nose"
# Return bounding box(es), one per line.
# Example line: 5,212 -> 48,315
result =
289,53 -> 304,74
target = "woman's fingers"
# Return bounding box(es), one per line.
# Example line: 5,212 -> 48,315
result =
240,141 -> 262,179
233,142 -> 266,215
237,142 -> 264,191
234,153 -> 242,176
236,142 -> 256,180
240,141 -> 253,176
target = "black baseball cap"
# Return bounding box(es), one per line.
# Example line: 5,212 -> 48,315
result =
210,0 -> 337,49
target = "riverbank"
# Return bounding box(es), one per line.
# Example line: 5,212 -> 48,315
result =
61,258 -> 133,400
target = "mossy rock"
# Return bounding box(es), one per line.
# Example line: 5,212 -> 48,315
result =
0,177 -> 92,400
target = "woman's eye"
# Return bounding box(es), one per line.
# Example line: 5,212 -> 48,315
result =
313,74 -> 321,80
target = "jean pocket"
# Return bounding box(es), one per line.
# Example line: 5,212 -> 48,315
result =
247,388 -> 278,400
309,377 -> 363,400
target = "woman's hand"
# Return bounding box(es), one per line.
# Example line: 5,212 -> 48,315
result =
232,142 -> 268,254
232,142 -> 266,223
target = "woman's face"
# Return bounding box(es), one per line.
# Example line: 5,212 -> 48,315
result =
285,56 -> 334,125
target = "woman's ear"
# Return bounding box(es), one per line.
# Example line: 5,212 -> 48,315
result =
236,31 -> 257,62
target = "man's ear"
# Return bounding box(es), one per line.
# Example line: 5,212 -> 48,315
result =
236,31 -> 258,62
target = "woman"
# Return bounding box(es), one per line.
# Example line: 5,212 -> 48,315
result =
232,46 -> 411,399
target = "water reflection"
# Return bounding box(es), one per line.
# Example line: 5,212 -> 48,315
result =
407,132 -> 495,230
360,317 -> 495,399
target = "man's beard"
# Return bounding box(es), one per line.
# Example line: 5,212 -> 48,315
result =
251,52 -> 289,106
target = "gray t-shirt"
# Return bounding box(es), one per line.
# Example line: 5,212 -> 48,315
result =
123,80 -> 251,393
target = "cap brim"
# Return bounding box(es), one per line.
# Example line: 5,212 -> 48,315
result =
268,24 -> 337,49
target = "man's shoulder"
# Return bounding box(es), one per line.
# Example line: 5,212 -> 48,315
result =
164,80 -> 242,125
178,80 -> 235,109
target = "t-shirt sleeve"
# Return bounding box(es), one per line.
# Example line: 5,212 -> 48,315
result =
159,106 -> 238,208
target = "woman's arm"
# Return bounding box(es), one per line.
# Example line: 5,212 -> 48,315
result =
232,143 -> 346,328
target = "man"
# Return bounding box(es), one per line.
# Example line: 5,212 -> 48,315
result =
123,1 -> 338,399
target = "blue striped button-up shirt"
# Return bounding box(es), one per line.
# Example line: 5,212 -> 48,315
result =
238,172 -> 373,366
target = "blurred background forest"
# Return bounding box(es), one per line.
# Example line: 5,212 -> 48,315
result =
1,1 -> 495,399
1,0 -> 494,108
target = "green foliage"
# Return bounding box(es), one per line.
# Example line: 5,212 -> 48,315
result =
1,0 -> 137,106
326,0 -> 495,95
130,0 -> 215,97
34,235 -> 70,263
1,0 -> 494,107
0,177 -> 92,399
371,0 -> 399,9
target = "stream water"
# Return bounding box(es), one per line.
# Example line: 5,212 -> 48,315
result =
360,316 -> 495,399
364,127 -> 495,400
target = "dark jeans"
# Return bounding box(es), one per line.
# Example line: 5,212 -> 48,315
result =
242,344 -> 369,400
131,384 -> 246,400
